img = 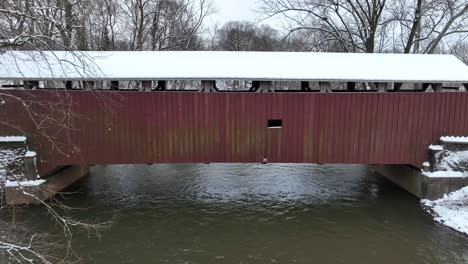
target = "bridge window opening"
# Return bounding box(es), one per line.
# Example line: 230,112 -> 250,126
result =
274,81 -> 301,91
214,80 -> 252,91
268,119 -> 283,129
167,80 -> 201,91
126,81 -> 140,91
442,83 -> 464,92
155,81 -> 167,91
1,80 -> 21,89
330,82 -> 347,92
110,81 -> 120,90
307,82 -> 349,92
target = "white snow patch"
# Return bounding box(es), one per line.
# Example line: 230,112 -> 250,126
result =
456,150 -> 468,160
4,179 -> 46,187
434,150 -> 468,172
422,171 -> 466,178
441,136 -> 468,144
0,136 -> 26,142
25,151 -> 36,158
429,145 -> 444,151
422,187 -> 468,235
422,161 -> 430,167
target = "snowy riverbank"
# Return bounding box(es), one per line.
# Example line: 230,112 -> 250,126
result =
422,187 -> 468,235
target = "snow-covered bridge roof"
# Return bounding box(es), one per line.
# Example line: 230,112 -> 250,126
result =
0,51 -> 468,83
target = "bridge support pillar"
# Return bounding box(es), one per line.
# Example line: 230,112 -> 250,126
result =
4,165 -> 90,206
371,165 -> 468,200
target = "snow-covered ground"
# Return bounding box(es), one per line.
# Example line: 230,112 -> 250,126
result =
422,187 -> 468,235
4,179 -> 45,187
440,136 -> 468,144
0,136 -> 27,142
422,171 -> 466,178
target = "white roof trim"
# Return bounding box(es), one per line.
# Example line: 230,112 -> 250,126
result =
1,51 -> 468,83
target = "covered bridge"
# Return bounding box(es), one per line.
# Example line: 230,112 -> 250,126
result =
0,51 -> 468,177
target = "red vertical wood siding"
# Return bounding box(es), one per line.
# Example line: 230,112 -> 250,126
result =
1,90 -> 467,175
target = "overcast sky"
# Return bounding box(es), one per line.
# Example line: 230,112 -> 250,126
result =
209,0 -> 259,26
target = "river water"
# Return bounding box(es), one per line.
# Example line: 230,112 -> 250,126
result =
33,164 -> 468,263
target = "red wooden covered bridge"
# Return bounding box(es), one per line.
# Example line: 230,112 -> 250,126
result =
1,51 -> 468,177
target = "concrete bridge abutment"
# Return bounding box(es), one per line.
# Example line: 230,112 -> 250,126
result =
371,165 -> 468,200
372,137 -> 468,200
1,138 -> 89,205
4,165 -> 90,206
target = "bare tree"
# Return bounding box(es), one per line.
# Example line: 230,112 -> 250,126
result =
213,21 -> 280,51
120,0 -> 214,51
0,0 -> 89,51
259,0 -> 468,54
259,0 -> 390,53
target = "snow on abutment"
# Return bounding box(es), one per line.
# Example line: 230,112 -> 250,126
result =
0,136 -> 37,184
420,136 -> 468,235
422,187 -> 468,235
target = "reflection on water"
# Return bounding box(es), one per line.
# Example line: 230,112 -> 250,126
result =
40,164 -> 468,263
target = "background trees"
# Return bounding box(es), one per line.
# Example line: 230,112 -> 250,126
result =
213,21 -> 280,51
259,0 -> 468,54
0,0 -> 214,51
2,0 -> 468,57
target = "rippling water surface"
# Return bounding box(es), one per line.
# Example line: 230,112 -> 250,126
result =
40,164 -> 468,263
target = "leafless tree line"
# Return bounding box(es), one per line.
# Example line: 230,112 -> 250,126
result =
258,0 -> 468,56
2,0 -> 468,56
0,0 -> 215,52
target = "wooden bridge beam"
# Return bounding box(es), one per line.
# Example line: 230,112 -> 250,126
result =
249,81 -> 273,92
255,81 -> 274,93
376,82 -> 388,93
199,80 -> 218,92
142,80 -> 152,91
319,81 -> 331,93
